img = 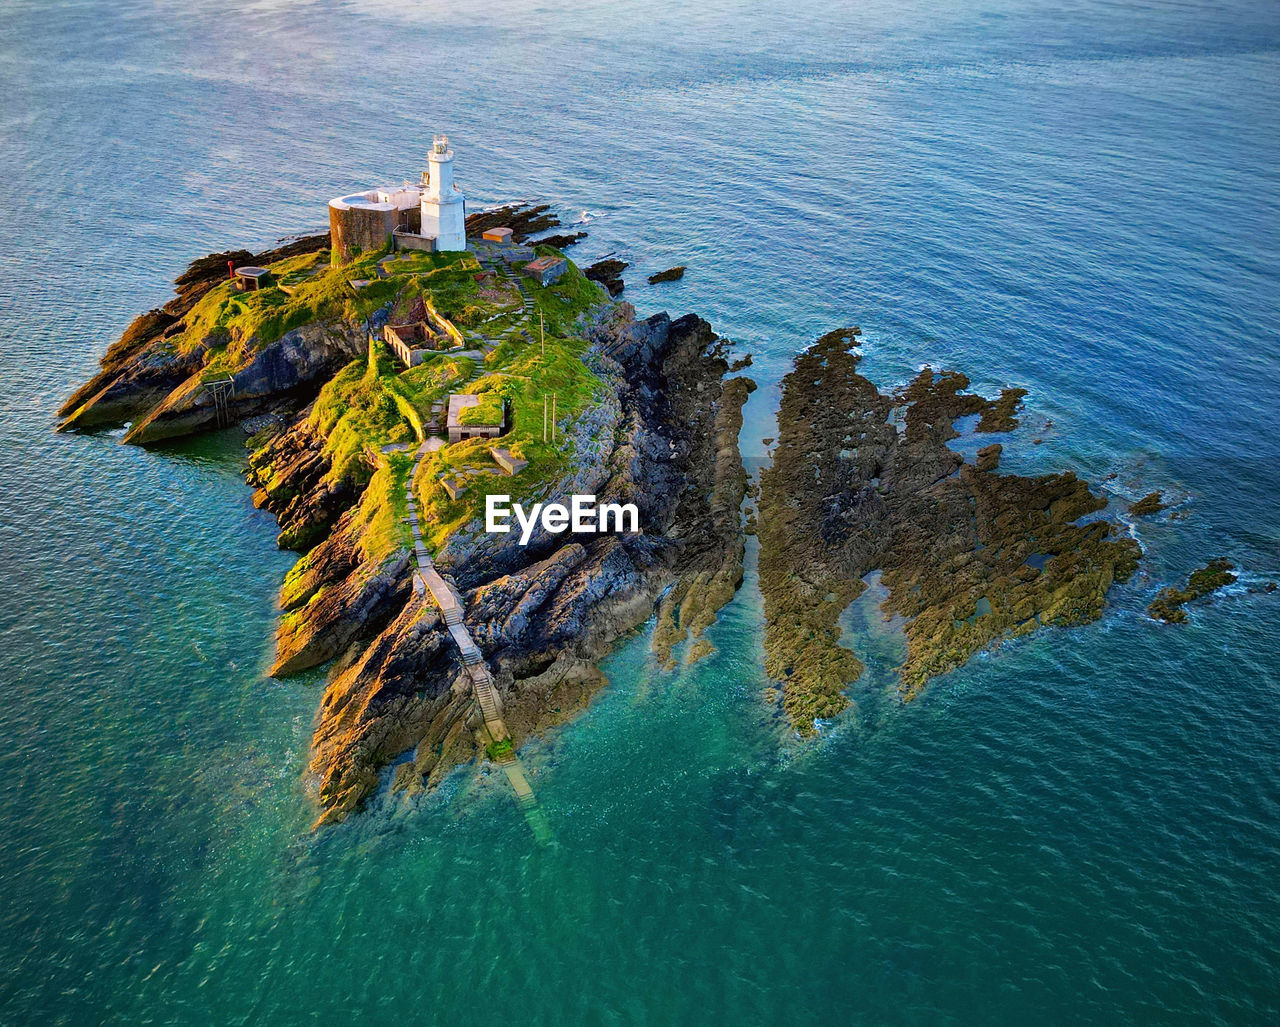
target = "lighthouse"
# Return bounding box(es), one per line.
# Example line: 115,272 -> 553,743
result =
419,134 -> 466,252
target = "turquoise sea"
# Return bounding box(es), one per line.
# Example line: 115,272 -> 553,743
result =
2,0 -> 1279,1021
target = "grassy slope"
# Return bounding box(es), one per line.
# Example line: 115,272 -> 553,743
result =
253,243 -> 611,558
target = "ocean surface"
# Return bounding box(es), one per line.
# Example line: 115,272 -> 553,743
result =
2,0 -> 1279,1021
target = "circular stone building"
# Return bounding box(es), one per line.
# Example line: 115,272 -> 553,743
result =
327,185 -> 422,265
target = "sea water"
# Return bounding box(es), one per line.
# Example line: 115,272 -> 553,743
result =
1,0 -> 1278,1021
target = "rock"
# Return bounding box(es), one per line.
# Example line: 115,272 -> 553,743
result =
246,417 -> 362,553
1147,558 -> 1236,623
122,318 -> 364,444
58,234 -> 328,431
757,329 -> 1140,732
465,203 -> 561,242
648,266 -> 686,284
303,304 -> 752,823
535,232 -> 587,249
976,387 -> 1028,433
1129,491 -> 1167,517
585,258 -> 627,297
976,443 -> 1002,472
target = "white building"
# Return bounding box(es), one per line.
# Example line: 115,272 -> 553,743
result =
326,134 -> 467,262
419,134 -> 467,252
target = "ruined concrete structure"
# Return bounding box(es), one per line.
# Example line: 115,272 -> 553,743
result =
446,393 -> 504,444
328,184 -> 422,264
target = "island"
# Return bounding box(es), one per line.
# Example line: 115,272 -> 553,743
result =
60,138 -> 1230,826
60,139 -> 750,826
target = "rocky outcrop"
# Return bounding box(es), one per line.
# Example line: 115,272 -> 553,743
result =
309,601 -> 468,824
122,318 -> 364,444
585,259 -> 627,296
295,307 -> 753,822
246,416 -> 362,552
758,328 -> 1141,732
1130,491 -> 1167,517
58,234 -> 328,432
272,535 -> 411,677
648,266 -> 686,284
1148,558 -> 1236,623
465,203 -> 562,242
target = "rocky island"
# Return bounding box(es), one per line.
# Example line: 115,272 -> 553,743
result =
60,149 -> 1229,825
61,193 -> 752,825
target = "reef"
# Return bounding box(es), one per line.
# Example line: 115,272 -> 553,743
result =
63,231 -> 750,826
1147,558 -> 1237,623
757,328 -> 1141,732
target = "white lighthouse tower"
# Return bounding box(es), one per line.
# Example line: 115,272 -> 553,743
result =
419,134 -> 466,252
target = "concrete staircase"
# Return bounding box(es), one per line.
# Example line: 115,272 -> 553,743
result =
398,438 -> 550,841
479,251 -> 537,321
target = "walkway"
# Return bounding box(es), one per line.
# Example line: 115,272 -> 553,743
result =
477,248 -> 537,321
402,441 -> 552,843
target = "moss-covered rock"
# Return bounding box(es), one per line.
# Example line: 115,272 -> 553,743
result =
1130,491 -> 1167,517
1148,558 -> 1236,623
758,329 -> 1141,731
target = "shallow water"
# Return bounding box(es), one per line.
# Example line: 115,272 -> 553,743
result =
2,0 -> 1279,1021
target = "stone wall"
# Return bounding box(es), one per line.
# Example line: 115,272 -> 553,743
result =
330,205 -> 421,264
392,228 -> 436,253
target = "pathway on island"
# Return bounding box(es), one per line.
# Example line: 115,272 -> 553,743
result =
402,440 -> 552,843
477,247 -> 537,322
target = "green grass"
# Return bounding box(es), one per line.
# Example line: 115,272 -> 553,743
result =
377,250 -> 476,277
523,247 -> 608,335
310,343 -> 473,485
179,248 -> 400,376
353,455 -> 413,563
237,244 -> 615,559
457,393 -> 503,426
414,331 -> 605,550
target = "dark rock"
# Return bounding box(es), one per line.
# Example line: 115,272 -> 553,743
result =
535,232 -> 587,249
1129,491 -> 1167,517
465,203 -> 561,242
585,258 -> 627,296
648,265 -> 686,284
